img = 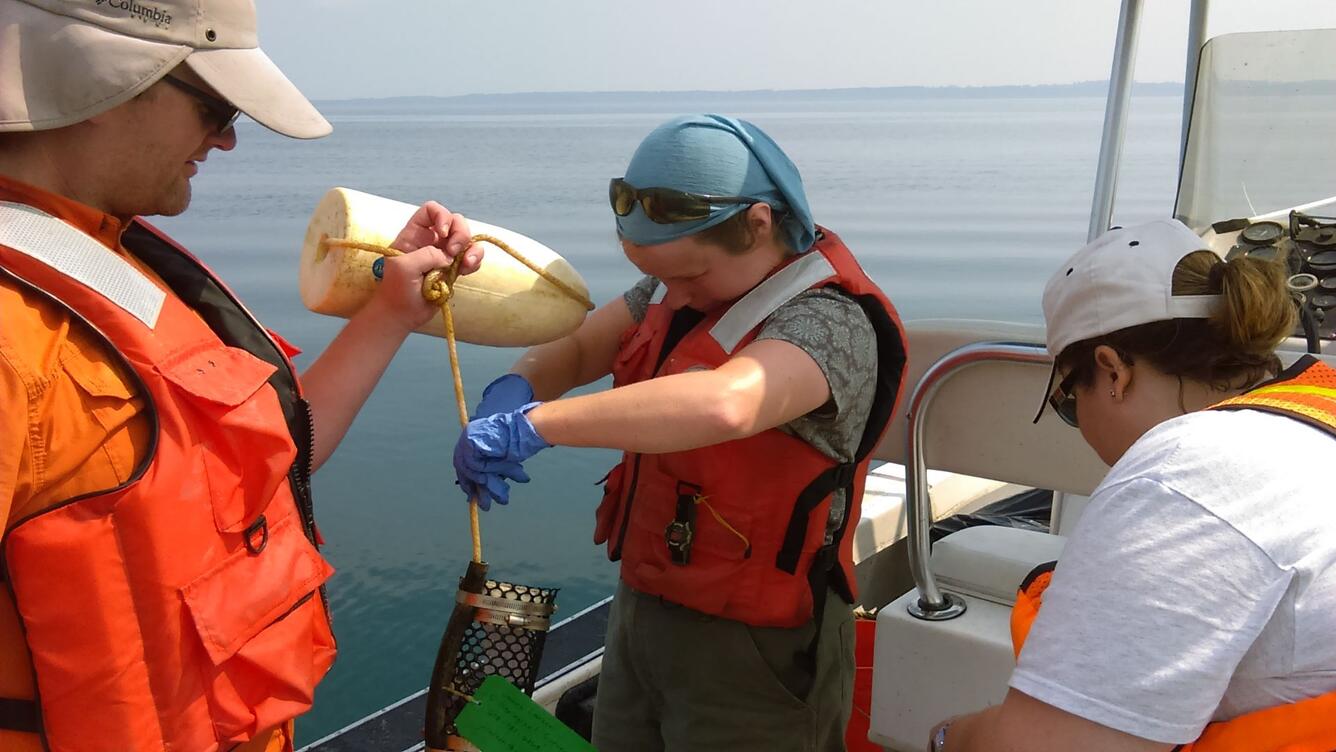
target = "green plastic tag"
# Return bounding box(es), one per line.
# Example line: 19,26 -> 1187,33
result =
455,675 -> 596,752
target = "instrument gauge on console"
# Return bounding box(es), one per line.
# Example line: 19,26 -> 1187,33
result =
1240,220 -> 1284,245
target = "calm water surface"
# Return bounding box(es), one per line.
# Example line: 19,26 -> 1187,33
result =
153,92 -> 1181,742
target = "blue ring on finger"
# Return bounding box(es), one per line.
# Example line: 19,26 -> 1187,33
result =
371,256 -> 385,281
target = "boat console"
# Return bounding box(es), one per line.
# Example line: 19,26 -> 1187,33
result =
1205,211 -> 1336,345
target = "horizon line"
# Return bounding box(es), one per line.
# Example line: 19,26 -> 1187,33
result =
313,80 -> 1184,105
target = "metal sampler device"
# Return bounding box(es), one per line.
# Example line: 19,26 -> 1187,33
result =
424,559 -> 558,751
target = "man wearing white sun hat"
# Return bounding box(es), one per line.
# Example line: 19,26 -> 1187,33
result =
0,1 -> 484,750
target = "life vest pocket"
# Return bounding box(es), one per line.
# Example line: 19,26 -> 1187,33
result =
158,345 -> 296,534
54,340 -> 144,485
57,339 -> 139,428
180,511 -> 335,739
628,473 -> 754,612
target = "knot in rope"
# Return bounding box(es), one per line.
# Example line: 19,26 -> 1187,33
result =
317,229 -> 595,564
421,266 -> 459,305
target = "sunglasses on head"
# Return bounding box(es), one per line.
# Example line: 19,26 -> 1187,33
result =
609,178 -> 759,224
163,76 -> 240,134
1048,370 -> 1082,428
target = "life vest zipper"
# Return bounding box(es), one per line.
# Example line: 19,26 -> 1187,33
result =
290,397 -> 319,547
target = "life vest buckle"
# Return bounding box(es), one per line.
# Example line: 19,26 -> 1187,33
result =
665,520 -> 694,565
666,481 -> 701,566
243,515 -> 269,555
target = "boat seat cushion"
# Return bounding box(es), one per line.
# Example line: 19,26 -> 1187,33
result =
932,526 -> 1067,606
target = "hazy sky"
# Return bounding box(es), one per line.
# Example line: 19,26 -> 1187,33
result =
257,1 -> 1336,100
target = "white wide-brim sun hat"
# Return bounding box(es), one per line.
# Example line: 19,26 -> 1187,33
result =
0,0 -> 330,139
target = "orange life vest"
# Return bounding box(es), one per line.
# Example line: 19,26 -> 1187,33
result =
594,228 -> 907,628
1009,356 -> 1336,752
0,204 -> 336,752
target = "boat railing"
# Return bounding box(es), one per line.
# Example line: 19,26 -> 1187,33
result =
903,341 -> 1053,621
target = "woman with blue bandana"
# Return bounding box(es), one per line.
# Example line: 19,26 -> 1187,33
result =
453,114 -> 908,751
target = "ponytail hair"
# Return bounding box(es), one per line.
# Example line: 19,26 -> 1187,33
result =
1056,250 -> 1295,391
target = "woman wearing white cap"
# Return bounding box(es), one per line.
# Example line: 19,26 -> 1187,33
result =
0,1 -> 483,750
929,219 -> 1336,751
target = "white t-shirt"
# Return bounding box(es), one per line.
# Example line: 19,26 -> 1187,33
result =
1010,408 -> 1336,744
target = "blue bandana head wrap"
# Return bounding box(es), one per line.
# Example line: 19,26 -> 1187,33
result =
615,114 -> 816,253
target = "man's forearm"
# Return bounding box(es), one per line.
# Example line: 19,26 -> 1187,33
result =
300,301 -> 411,471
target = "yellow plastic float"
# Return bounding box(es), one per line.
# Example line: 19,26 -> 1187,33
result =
300,187 -> 592,346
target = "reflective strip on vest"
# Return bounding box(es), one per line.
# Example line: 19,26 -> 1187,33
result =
1210,357 -> 1336,435
1212,382 -> 1336,434
0,202 -> 164,328
709,251 -> 837,353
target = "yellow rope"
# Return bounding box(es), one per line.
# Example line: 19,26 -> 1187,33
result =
322,235 -> 594,311
693,495 -> 751,557
476,234 -> 594,311
320,233 -> 594,563
441,685 -> 478,705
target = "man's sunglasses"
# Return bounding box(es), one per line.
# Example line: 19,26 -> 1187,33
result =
163,76 -> 240,134
1047,370 -> 1081,428
609,178 -> 758,224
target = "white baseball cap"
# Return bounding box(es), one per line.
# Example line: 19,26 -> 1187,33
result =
0,0 -> 330,139
1034,218 -> 1223,421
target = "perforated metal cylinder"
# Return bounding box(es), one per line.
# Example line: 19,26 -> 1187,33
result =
424,561 -> 558,751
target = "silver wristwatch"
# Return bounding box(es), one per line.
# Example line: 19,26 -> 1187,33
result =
930,722 -> 951,752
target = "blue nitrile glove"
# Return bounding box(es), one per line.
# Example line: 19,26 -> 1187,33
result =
473,373 -> 535,419
454,402 -> 551,510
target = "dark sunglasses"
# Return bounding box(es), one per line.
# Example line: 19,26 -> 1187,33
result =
1048,371 -> 1081,428
163,76 -> 240,134
609,178 -> 758,224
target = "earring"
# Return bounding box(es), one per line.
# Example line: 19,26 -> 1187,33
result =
1109,390 -> 1116,399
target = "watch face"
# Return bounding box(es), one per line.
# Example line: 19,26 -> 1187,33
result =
1241,220 -> 1284,245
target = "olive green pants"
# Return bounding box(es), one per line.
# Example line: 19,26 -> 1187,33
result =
591,581 -> 855,752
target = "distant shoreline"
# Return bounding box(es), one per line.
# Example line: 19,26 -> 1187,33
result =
315,81 -> 1181,110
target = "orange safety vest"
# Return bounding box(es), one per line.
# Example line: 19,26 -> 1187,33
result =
1009,356 -> 1336,752
0,204 -> 336,752
594,228 -> 908,628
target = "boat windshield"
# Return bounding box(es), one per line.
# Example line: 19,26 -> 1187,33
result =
1176,28 -> 1336,231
